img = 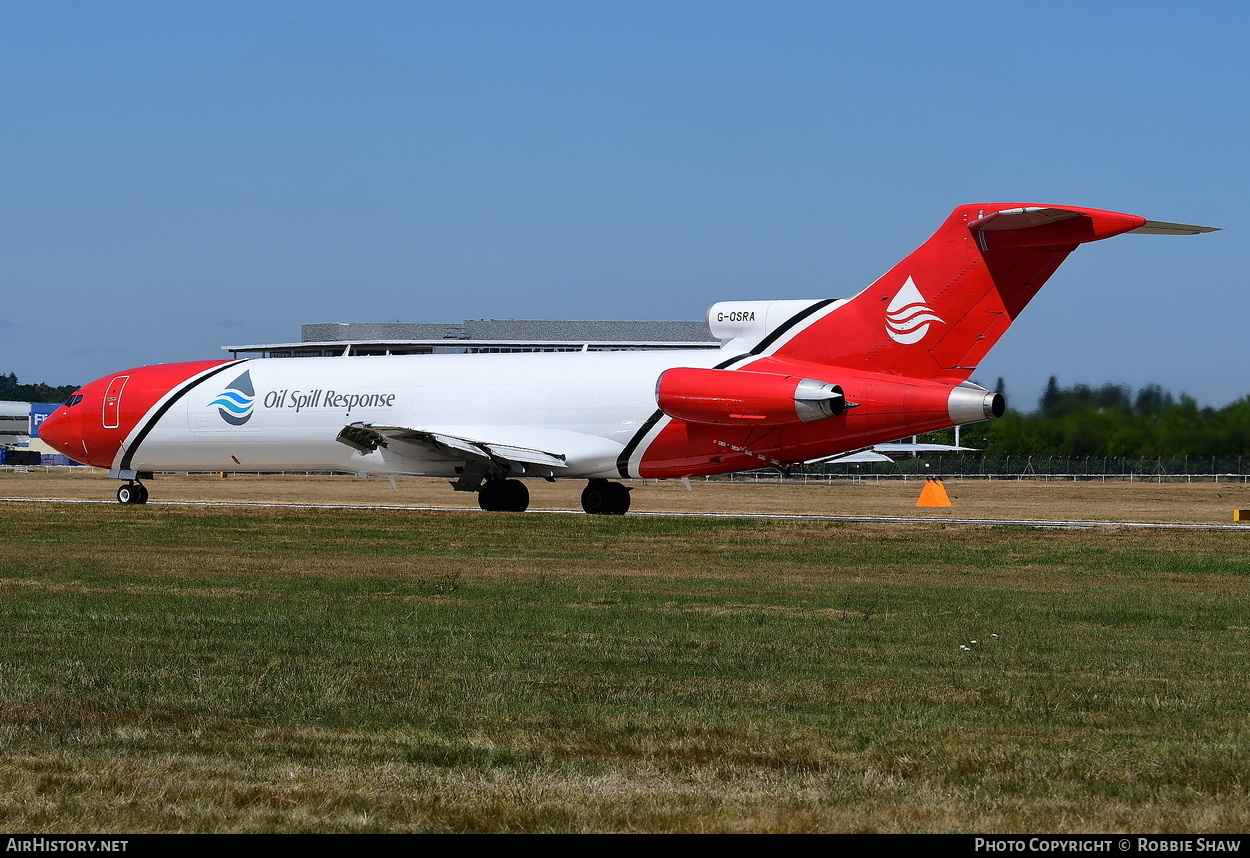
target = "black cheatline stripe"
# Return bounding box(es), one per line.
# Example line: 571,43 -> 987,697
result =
748,298 -> 835,355
616,408 -> 665,478
119,361 -> 248,472
615,354 -> 752,477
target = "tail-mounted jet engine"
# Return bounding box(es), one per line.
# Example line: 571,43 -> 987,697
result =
947,381 -> 1006,424
656,367 -> 847,426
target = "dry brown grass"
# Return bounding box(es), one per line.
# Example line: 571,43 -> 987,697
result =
4,467 -> 1249,524
4,471 -> 1250,831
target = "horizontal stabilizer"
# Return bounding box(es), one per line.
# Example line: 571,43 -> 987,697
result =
969,208 -> 1218,237
1129,220 -> 1220,235
967,206 -> 1084,231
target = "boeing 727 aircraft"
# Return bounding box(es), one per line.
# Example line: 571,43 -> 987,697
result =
39,203 -> 1215,513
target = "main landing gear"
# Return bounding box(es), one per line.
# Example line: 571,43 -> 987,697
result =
473,477 -> 632,514
477,478 -> 530,512
116,481 -> 149,505
580,479 -> 631,515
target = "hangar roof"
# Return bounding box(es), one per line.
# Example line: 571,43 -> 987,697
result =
225,319 -> 719,358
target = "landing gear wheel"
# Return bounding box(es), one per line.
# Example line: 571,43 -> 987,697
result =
501,479 -> 529,512
478,479 -> 530,512
116,482 -> 148,505
581,479 -> 631,515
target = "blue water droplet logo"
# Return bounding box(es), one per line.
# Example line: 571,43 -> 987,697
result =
211,371 -> 255,426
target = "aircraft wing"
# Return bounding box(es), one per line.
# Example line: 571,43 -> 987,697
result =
336,423 -> 569,474
809,441 -> 977,465
817,449 -> 894,464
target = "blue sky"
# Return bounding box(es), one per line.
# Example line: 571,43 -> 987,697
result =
3,1 -> 1246,408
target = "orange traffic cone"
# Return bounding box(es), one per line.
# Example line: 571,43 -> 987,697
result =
916,478 -> 951,508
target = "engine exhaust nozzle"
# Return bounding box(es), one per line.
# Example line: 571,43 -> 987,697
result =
948,381 -> 1004,425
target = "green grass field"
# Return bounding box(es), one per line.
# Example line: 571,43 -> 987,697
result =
2,499 -> 1250,832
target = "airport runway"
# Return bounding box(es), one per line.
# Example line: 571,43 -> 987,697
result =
5,495 -> 1250,531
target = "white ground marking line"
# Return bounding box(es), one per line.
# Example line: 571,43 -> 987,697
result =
5,497 -> 1250,531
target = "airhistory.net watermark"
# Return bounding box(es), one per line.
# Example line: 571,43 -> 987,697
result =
6,840 -> 128,853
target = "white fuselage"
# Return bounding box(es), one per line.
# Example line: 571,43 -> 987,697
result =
134,349 -> 729,477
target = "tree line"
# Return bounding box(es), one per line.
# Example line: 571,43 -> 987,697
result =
0,373 -> 78,404
969,377 -> 1250,458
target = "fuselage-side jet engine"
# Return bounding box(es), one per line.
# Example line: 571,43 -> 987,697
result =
40,204 -> 1216,513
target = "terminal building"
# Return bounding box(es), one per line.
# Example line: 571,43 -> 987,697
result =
7,318 -> 721,465
1,401 -> 63,464
0,401 -> 31,448
224,319 -> 720,359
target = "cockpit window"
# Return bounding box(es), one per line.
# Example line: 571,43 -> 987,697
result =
64,393 -> 84,407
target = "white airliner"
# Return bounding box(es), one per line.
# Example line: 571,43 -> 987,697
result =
39,203 -> 1215,513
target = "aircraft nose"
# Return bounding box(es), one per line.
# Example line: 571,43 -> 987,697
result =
39,359 -> 238,470
38,403 -> 79,459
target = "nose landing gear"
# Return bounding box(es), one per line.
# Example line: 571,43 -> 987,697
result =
116,482 -> 149,504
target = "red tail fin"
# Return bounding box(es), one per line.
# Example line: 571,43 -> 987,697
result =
768,204 -> 1153,380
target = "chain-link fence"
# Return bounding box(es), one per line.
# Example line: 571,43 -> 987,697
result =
716,455 -> 1250,484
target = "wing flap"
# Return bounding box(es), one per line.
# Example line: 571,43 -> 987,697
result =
336,423 -> 568,471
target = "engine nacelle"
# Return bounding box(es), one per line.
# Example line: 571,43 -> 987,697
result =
948,380 -> 1006,424
656,367 -> 845,426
